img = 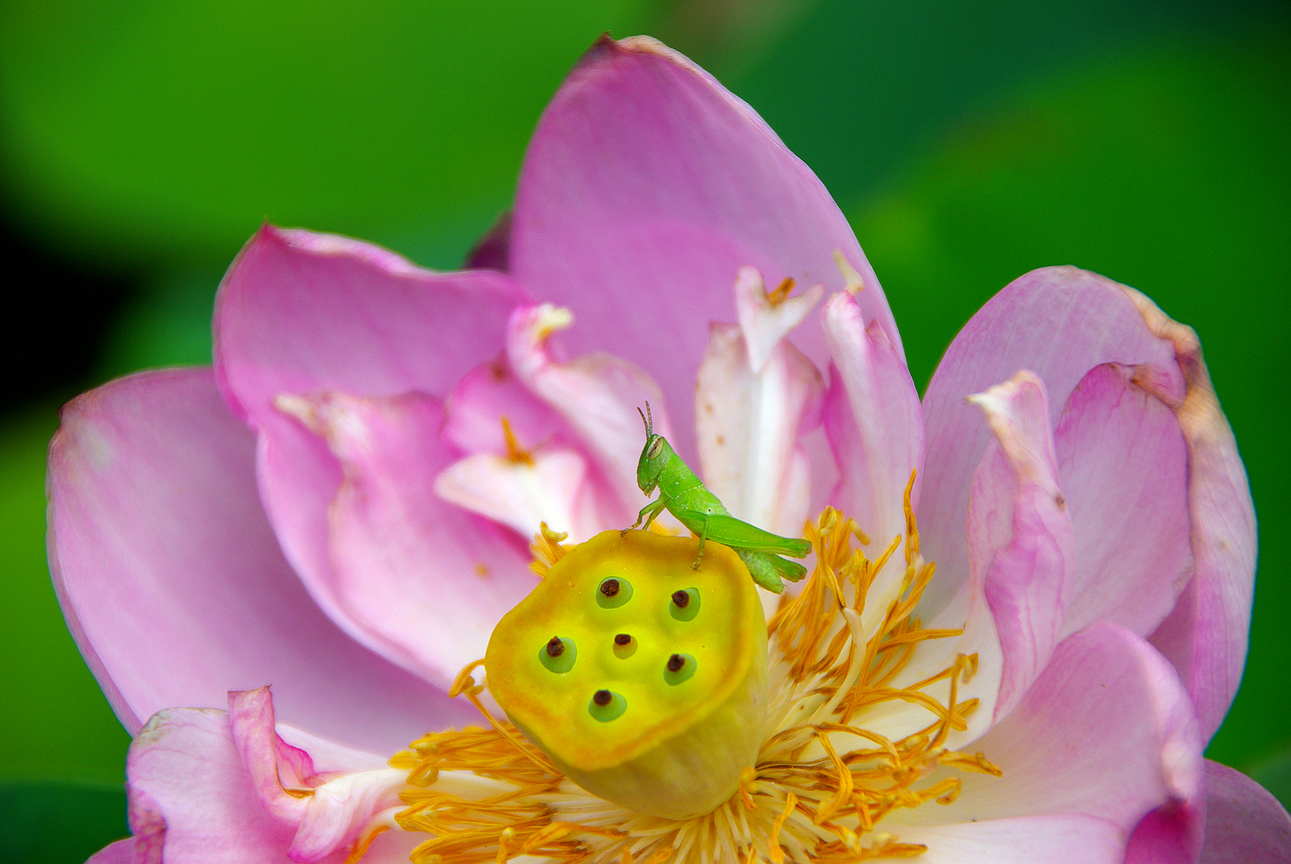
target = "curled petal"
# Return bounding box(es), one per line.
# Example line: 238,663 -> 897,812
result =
920,267 -> 1183,619
126,708 -> 299,862
1054,363 -> 1191,639
1198,760 -> 1291,863
695,321 -> 822,537
892,624 -> 1203,835
511,36 -> 897,459
276,391 -> 536,689
47,369 -> 467,751
965,371 -> 1074,720
1124,288 -> 1258,743
821,289 -> 924,553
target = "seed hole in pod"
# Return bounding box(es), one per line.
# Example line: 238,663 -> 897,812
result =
669,587 -> 700,621
596,576 -> 633,609
664,653 -> 697,685
612,633 -> 637,659
538,637 -> 576,673
588,689 -> 627,722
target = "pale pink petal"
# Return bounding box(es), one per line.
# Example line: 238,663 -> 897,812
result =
1124,290 -> 1258,743
821,290 -> 924,550
126,708 -> 298,863
919,267 -> 1183,619
695,321 -> 822,536
510,36 -> 897,461
290,769 -> 408,863
434,447 -> 600,542
276,390 -> 537,689
1198,760 -> 1291,864
964,371 -> 1074,720
732,265 -> 825,373
86,839 -> 135,864
889,623 -> 1202,834
506,303 -> 667,523
47,369 -> 472,750
1054,363 -> 1191,639
889,815 -> 1124,864
228,687 -> 339,824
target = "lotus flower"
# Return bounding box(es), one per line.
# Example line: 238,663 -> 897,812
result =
48,36 -> 1288,864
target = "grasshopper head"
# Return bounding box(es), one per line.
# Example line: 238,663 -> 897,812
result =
636,432 -> 673,495
634,403 -> 672,495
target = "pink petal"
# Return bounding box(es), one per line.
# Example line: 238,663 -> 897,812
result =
895,623 -> 1202,834
919,267 -> 1183,619
86,839 -> 135,864
213,226 -> 529,687
1124,796 -> 1205,864
126,707 -> 298,862
1053,363 -> 1191,639
965,371 -> 1074,721
441,354 -> 566,456
47,369 -> 473,750
510,36 -> 898,460
506,303 -> 667,523
890,815 -> 1125,864
821,290 -> 924,550
695,321 -> 822,536
1124,290 -> 1258,744
215,225 -> 528,424
276,390 -> 538,688
229,687 -> 317,824
1198,760 -> 1291,863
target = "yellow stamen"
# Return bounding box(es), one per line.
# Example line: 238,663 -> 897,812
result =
500,417 -> 534,466
766,277 -> 796,306
385,475 -> 999,864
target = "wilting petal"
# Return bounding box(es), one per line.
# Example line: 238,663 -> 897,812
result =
276,391 -> 536,689
891,624 -> 1202,836
891,815 -> 1124,864
695,321 -> 822,536
1054,363 -> 1191,639
1124,289 -> 1258,743
510,36 -> 897,460
965,371 -> 1074,720
46,369 -> 469,750
1198,760 -> 1291,863
821,290 -> 924,552
920,267 -> 1183,619
506,303 -> 668,522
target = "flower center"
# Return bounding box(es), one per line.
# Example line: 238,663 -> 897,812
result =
388,479 -> 1000,864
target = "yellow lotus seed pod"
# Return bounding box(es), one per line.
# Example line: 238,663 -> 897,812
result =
485,529 -> 768,819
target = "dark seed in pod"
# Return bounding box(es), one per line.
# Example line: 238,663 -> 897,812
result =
600,579 -> 620,597
667,654 -> 686,672
546,637 -> 564,657
614,633 -> 631,646
593,689 -> 612,706
671,590 -> 690,608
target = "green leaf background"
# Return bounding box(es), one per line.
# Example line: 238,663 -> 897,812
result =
0,0 -> 1285,859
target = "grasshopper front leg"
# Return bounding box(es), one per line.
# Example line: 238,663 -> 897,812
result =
623,498 -> 667,537
692,513 -> 711,570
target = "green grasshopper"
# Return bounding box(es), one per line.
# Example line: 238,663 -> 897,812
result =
625,404 -> 811,593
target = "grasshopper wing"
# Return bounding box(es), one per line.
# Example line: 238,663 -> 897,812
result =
702,514 -> 812,558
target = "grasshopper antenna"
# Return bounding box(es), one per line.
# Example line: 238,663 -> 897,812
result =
638,402 -> 653,437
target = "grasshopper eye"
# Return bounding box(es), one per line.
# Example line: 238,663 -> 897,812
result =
646,437 -> 664,459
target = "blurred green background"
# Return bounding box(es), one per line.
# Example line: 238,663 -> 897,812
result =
0,0 -> 1286,859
